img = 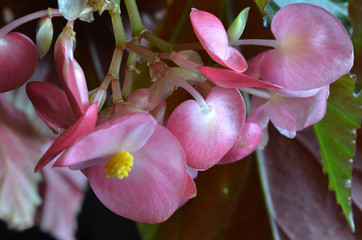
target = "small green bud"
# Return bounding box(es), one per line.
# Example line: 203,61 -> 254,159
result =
36,16 -> 53,59
227,7 -> 250,42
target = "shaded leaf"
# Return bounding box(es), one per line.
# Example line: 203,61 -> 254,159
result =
313,74 -> 362,231
262,0 -> 352,35
261,127 -> 362,240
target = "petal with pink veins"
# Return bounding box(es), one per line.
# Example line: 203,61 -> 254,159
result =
219,121 -> 263,164
0,32 -> 38,93
87,125 -> 187,223
197,66 -> 281,89
35,103 -> 98,172
55,112 -> 157,169
190,9 -> 247,72
167,87 -> 245,170
258,3 -> 353,91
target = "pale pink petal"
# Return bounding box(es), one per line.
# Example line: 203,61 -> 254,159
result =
87,125 -> 186,223
248,97 -> 269,129
37,166 -> 87,240
182,172 -> 197,199
0,32 -> 38,93
219,121 -> 263,164
190,9 -> 247,72
266,86 -> 329,132
35,103 -> 98,172
55,113 -> 157,169
259,3 -> 353,90
167,87 -> 245,170
197,66 -> 280,89
26,81 -> 76,133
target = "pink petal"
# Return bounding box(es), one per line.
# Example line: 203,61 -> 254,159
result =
54,35 -> 89,116
266,86 -> 329,132
182,172 -> 197,199
0,96 -> 43,230
55,112 -> 157,169
259,3 -> 353,90
87,125 -> 187,223
167,87 -> 245,170
34,103 -> 98,172
219,121 -> 263,164
37,166 -> 87,240
26,81 -> 76,133
0,32 -> 38,93
190,9 -> 247,72
197,66 -> 281,89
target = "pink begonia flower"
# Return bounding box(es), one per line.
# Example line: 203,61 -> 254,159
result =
248,86 -> 329,138
197,66 -> 281,89
54,26 -> 89,117
55,112 -> 189,223
219,121 -> 263,164
190,9 -> 247,72
34,103 -> 98,172
0,96 -> 42,230
37,165 -> 87,240
246,3 -> 353,91
167,87 -> 245,170
0,32 -> 38,93
27,81 -> 77,133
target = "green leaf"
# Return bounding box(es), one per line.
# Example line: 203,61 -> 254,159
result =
313,74 -> 362,232
262,0 -> 352,34
349,0 -> 362,87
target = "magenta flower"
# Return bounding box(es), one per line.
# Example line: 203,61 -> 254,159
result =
54,112 -> 189,223
246,3 -> 353,91
0,32 -> 38,93
167,87 -> 245,170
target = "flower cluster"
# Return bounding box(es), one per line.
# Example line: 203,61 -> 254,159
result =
0,0 -> 353,228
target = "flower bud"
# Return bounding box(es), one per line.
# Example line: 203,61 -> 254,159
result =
89,87 -> 107,112
36,16 -> 53,59
227,7 -> 249,41
58,0 -> 88,20
172,50 -> 203,68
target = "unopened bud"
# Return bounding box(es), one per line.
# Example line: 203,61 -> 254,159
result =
170,67 -> 204,85
58,0 -> 88,20
172,50 -> 203,68
36,16 -> 53,59
227,7 -> 250,41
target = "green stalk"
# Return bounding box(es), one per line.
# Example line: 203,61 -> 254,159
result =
124,0 -> 144,36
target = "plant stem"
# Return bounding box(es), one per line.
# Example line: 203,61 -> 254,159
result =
124,0 -> 144,36
239,88 -> 271,99
125,41 -> 157,63
0,9 -> 62,38
122,40 -> 140,97
173,77 -> 210,111
141,30 -> 174,53
230,39 -> 278,48
256,150 -> 280,240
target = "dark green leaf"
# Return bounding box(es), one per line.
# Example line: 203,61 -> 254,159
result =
263,0 -> 352,34
313,74 -> 362,231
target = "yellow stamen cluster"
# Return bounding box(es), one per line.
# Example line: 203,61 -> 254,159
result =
104,151 -> 134,179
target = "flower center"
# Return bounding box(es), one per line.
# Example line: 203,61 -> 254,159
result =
104,151 -> 134,179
